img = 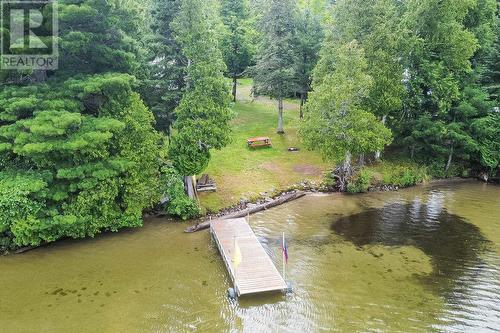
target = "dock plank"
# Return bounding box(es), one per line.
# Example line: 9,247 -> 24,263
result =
210,218 -> 287,296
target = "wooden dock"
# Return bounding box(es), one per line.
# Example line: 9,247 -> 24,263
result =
210,218 -> 288,297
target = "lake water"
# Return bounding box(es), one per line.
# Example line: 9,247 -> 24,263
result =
1,180 -> 499,332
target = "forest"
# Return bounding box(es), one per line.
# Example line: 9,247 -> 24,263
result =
0,0 -> 498,251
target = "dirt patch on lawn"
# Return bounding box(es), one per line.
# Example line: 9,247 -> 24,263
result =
260,162 -> 283,173
293,164 -> 323,176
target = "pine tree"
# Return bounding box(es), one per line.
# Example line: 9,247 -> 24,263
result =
0,75 -> 166,248
251,0 -> 298,134
482,22 -> 500,104
295,6 -> 324,118
145,0 -> 187,134
221,0 -> 253,102
58,0 -> 149,77
400,0 -> 480,171
0,0 -> 201,249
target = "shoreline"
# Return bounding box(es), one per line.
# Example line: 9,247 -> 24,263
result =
2,177 -> 492,255
197,176 -> 485,227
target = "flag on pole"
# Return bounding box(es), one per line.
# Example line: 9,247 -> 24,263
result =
232,238 -> 242,271
281,234 -> 289,264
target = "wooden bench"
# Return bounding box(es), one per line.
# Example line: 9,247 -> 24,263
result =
197,174 -> 217,192
247,137 -> 272,148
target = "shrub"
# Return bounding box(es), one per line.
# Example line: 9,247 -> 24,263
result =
381,164 -> 427,187
347,169 -> 373,193
160,165 -> 200,220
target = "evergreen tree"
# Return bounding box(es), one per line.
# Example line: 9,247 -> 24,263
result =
400,0 -> 480,171
145,0 -> 187,134
0,0 -> 201,250
295,6 -> 324,118
472,112 -> 500,177
251,0 -> 298,134
482,21 -> 500,104
168,0 -> 233,199
58,0 -> 150,77
0,75 -> 166,249
221,0 -> 253,102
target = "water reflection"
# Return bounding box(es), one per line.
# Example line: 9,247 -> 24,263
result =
331,198 -> 500,331
332,201 -> 489,277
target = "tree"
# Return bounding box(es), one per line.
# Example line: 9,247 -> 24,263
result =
472,113 -> 500,176
300,40 -> 392,190
0,0 -> 201,250
482,21 -> 500,104
295,6 -> 324,118
0,75 -> 166,249
168,0 -> 233,199
58,0 -> 150,77
220,0 -> 253,102
252,0 -> 298,134
145,0 -> 187,134
330,0 -> 405,160
399,0 -> 480,171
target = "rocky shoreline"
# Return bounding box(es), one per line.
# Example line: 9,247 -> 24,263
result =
201,176 -> 492,222
202,178 -> 399,222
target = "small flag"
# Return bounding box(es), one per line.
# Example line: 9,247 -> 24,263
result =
281,235 -> 289,264
232,238 -> 242,271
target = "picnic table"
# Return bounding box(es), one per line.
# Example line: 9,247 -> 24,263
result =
247,137 -> 272,148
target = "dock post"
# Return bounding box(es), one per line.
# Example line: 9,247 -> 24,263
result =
282,232 -> 286,281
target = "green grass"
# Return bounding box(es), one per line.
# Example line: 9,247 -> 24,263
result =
198,80 -> 431,210
199,80 -> 329,212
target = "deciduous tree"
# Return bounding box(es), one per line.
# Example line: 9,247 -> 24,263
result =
300,40 -> 392,190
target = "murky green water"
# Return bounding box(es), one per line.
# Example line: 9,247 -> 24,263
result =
1,180 -> 499,332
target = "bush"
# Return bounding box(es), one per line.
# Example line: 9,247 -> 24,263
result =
323,171 -> 337,188
427,161 -> 467,178
381,164 -> 428,187
347,169 -> 373,193
427,161 -> 447,178
160,166 -> 200,220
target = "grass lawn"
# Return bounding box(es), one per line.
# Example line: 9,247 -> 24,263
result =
199,79 -> 330,212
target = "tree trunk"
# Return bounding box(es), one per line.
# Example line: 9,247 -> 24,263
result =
33,70 -> 47,83
358,153 -> 365,167
410,144 -> 415,160
339,151 -> 352,191
375,115 -> 387,161
186,59 -> 192,89
445,145 -> 454,176
232,75 -> 237,102
184,175 -> 197,200
343,151 -> 352,174
277,98 -> 285,134
300,92 -> 306,119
